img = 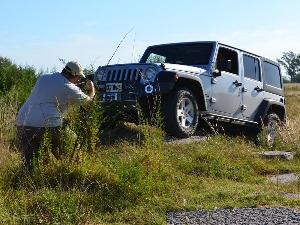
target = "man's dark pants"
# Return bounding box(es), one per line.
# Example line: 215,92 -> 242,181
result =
16,126 -> 62,169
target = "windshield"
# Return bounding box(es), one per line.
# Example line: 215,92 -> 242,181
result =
140,43 -> 214,66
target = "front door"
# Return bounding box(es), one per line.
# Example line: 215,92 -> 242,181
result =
211,47 -> 243,119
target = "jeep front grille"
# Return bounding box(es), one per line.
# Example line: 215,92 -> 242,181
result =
99,68 -> 143,82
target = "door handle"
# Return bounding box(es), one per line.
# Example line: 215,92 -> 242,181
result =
254,86 -> 263,92
233,80 -> 242,86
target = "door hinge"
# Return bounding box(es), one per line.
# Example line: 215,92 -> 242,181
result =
210,97 -> 216,103
241,105 -> 247,111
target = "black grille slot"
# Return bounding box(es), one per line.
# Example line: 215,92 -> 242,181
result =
107,71 -> 111,81
127,69 -> 132,80
117,70 -> 122,81
111,70 -> 116,81
121,70 -> 127,81
132,69 -> 137,81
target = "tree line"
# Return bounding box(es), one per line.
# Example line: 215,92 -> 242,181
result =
277,51 -> 300,83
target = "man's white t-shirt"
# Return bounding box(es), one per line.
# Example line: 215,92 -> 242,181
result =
16,73 -> 89,127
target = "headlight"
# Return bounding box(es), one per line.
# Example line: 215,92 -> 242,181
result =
96,70 -> 105,81
143,67 -> 157,80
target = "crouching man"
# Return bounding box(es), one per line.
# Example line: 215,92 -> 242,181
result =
16,61 -> 95,169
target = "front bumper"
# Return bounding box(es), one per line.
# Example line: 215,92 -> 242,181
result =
99,80 -> 158,102
98,71 -> 177,102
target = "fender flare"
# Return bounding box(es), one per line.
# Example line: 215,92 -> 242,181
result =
254,99 -> 286,125
155,71 -> 207,111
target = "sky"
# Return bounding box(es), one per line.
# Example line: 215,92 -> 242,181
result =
0,0 -> 300,72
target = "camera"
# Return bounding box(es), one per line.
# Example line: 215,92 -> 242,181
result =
77,74 -> 94,89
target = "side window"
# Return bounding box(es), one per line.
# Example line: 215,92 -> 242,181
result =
262,62 -> 282,88
216,47 -> 239,75
243,55 -> 261,81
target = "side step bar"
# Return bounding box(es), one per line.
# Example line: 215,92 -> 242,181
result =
200,112 -> 258,127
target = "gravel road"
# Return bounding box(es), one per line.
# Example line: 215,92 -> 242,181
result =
167,208 -> 300,225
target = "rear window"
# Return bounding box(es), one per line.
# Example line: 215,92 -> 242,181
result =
262,62 -> 282,88
243,55 -> 261,81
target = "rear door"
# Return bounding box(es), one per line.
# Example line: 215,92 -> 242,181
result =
241,54 -> 264,120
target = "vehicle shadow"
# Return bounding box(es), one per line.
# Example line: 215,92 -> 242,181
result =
99,120 -> 258,146
100,123 -> 142,146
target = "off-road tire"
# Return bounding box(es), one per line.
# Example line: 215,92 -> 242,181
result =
259,113 -> 281,147
163,88 -> 199,138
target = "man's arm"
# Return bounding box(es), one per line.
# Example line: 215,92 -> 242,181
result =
65,80 -> 96,104
86,80 -> 95,100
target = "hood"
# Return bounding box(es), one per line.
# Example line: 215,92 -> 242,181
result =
162,63 -> 208,75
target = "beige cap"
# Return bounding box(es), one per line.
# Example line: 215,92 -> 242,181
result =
64,61 -> 85,78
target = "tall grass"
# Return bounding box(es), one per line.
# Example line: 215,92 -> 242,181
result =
0,92 -> 19,144
275,84 -> 300,155
0,57 -> 36,145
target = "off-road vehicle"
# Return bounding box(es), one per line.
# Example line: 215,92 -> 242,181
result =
94,41 -> 285,143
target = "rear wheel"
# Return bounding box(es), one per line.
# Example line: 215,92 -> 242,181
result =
259,113 -> 281,147
163,88 -> 199,138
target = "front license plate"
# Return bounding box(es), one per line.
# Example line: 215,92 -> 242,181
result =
106,83 -> 122,92
102,93 -> 118,101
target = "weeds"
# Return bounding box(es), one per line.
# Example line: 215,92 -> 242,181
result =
0,92 -> 19,144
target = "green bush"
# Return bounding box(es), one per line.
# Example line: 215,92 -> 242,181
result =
0,56 -> 37,105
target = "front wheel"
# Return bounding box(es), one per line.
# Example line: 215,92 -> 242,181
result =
163,88 -> 199,138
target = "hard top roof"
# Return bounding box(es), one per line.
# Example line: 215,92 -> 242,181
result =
147,41 -> 279,66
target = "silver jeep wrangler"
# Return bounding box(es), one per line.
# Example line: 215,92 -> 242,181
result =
94,41 -> 285,141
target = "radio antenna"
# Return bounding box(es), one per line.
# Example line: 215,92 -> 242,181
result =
106,27 -> 134,66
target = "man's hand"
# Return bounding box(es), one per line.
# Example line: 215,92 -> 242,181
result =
86,80 -> 96,99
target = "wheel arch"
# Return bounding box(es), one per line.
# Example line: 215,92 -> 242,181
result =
173,77 -> 207,112
254,99 -> 286,125
267,104 -> 286,122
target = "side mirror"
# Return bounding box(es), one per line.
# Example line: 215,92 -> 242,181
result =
218,59 -> 232,72
213,69 -> 221,77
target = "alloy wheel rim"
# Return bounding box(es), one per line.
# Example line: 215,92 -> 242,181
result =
177,97 -> 195,128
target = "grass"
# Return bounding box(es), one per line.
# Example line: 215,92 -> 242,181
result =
0,82 -> 300,224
